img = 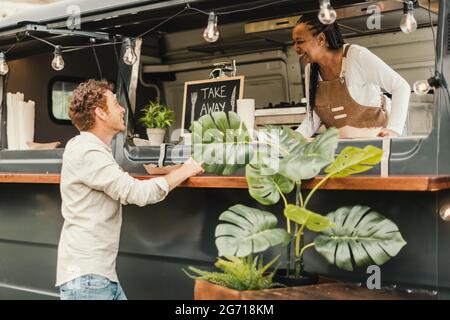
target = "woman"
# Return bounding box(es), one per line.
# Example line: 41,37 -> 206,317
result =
293,12 -> 410,138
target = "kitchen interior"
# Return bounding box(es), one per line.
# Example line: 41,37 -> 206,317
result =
140,0 -> 438,140
0,0 -> 440,154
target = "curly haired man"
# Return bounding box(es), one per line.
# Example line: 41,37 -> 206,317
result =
56,80 -> 203,300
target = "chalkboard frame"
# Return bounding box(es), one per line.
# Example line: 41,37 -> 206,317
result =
181,76 -> 245,133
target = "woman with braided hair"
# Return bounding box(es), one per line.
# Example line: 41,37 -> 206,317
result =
293,12 -> 410,138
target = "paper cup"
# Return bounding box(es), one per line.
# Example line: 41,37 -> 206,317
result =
236,99 -> 255,132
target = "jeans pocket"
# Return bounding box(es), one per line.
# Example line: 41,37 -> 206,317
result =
85,274 -> 111,290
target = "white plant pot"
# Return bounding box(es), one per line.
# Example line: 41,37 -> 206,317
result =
146,128 -> 166,146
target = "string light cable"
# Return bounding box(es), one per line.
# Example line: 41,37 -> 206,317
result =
3,1 -> 302,57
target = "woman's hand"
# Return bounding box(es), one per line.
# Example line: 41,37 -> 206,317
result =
377,128 -> 399,138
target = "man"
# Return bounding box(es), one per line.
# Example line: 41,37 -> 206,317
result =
56,79 -> 203,300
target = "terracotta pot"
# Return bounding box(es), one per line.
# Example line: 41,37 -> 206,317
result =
146,128 -> 166,146
194,280 -> 247,300
194,279 -> 407,300
194,276 -> 329,300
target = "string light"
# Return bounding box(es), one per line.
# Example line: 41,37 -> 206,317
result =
400,0 -> 417,33
413,74 -> 442,96
0,52 -> 9,76
51,45 -> 65,71
2,1 -> 331,71
318,0 -> 337,25
203,12 -> 220,43
122,38 -> 137,65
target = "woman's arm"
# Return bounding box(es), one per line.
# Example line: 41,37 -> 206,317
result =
357,47 -> 411,135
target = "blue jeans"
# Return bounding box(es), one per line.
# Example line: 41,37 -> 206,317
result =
59,274 -> 127,300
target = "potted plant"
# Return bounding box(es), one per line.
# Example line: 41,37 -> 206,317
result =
138,100 -> 175,146
185,111 -> 407,299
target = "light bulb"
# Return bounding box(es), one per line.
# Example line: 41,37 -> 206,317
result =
123,38 -> 137,65
413,80 -> 431,95
318,0 -> 337,25
203,12 -> 219,43
413,75 -> 441,95
400,1 -> 417,33
52,46 -> 64,71
0,52 -> 8,76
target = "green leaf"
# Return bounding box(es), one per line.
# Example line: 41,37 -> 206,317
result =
256,125 -> 307,174
246,161 -> 294,205
277,128 -> 339,181
190,112 -> 254,175
314,205 -> 407,271
324,145 -> 383,177
215,204 -> 292,257
183,256 -> 283,291
283,204 -> 335,232
138,100 -> 175,129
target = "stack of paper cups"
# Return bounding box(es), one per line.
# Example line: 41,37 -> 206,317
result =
236,99 -> 255,132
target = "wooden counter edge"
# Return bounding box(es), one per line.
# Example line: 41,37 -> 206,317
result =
0,173 -> 449,191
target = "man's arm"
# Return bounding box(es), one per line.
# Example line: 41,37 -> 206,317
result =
163,158 -> 204,191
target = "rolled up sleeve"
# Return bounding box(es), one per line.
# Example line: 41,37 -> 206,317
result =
76,149 -> 169,206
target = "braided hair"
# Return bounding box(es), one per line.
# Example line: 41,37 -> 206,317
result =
296,12 -> 345,111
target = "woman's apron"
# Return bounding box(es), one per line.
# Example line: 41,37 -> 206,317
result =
313,44 -> 388,138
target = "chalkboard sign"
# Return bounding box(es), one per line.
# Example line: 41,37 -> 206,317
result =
181,76 -> 244,132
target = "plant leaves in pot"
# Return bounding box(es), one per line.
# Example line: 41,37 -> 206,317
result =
138,100 -> 175,146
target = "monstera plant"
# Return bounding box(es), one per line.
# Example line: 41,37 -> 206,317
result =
186,111 -> 407,289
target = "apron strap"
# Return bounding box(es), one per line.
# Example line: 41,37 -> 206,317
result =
339,44 -> 351,79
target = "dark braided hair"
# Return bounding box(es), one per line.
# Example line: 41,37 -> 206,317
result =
296,12 -> 345,111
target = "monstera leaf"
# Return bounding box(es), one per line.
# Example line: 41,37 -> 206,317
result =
324,145 -> 383,177
246,161 -> 295,206
277,128 -> 340,181
190,112 -> 253,175
284,204 -> 335,232
215,204 -> 291,257
256,125 -> 307,173
314,205 -> 407,271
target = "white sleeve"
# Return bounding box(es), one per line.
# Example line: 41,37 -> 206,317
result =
76,149 -> 169,207
357,47 -> 411,135
296,110 -> 321,138
296,63 -> 321,138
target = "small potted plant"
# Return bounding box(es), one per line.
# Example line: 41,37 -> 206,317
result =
138,100 -> 175,146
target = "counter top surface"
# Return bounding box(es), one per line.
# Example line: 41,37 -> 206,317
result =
0,173 -> 449,191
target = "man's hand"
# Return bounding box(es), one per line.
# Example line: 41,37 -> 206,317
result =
163,158 -> 204,191
377,128 -> 400,138
181,158 -> 204,177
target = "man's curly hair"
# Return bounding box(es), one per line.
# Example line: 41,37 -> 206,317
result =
69,79 -> 114,131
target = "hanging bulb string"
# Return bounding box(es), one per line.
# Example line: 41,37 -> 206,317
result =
136,6 -> 189,39
26,33 -> 57,48
4,39 -> 21,54
61,41 -> 123,53
91,45 -> 103,80
4,1 -> 300,55
186,5 -> 209,15
214,0 -> 294,15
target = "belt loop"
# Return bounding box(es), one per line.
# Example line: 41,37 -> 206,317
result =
158,143 -> 167,168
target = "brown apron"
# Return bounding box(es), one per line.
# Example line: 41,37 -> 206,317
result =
313,44 -> 388,133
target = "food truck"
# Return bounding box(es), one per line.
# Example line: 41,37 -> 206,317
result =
0,0 -> 448,299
